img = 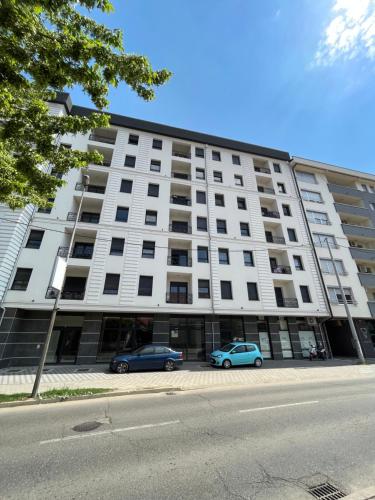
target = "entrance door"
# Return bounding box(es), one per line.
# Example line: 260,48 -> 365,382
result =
169,318 -> 205,360
46,327 -> 81,364
274,287 -> 284,307
170,282 -> 188,304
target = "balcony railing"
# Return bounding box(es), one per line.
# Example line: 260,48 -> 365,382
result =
255,166 -> 271,174
166,293 -> 193,304
89,133 -> 116,145
67,212 -> 100,224
75,183 -> 106,194
266,235 -> 286,245
169,223 -> 192,234
271,265 -> 292,274
171,172 -> 191,180
257,186 -> 275,194
262,209 -> 280,218
172,151 -> 191,159
276,298 -> 299,308
307,218 -> 331,225
61,290 -> 85,300
170,196 -> 191,206
167,255 -> 192,267
57,246 -> 93,259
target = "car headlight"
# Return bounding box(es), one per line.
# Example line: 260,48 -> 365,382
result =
216,354 -> 222,358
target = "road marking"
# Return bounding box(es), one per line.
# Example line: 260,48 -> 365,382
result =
40,420 -> 180,445
239,400 -> 319,413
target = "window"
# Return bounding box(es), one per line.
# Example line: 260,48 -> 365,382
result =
296,171 -> 316,184
148,183 -> 159,197
320,258 -> 346,275
128,134 -> 139,145
142,241 -> 155,258
273,163 -> 281,173
234,175 -> 243,186
218,248 -> 230,265
301,190 -> 323,203
307,210 -> 330,225
370,203 -> 375,211
361,184 -> 368,192
240,222 -> 250,236
38,198 -> 54,213
196,168 -> 205,180
232,154 -> 241,165
152,138 -> 162,150
197,246 -> 209,263
282,204 -> 291,216
145,210 -> 157,226
115,206 -> 129,222
72,242 -> 94,259
150,159 -> 161,172
110,238 -> 125,255
243,250 -> 254,266
328,287 -> 355,304
198,279 -> 210,298
247,282 -> 259,301
237,197 -> 246,210
293,255 -> 304,270
138,276 -> 153,296
197,216 -> 208,231
195,147 -> 204,158
287,228 -> 297,242
277,182 -> 286,194
213,171 -> 223,183
11,268 -> 32,290
215,193 -> 225,206
233,345 -> 246,354
212,151 -> 221,161
26,230 -> 44,249
196,191 -> 206,204
313,233 -> 336,248
216,219 -> 227,234
103,273 -> 120,295
300,286 -> 311,303
120,179 -> 133,193
221,281 -> 233,299
124,155 -> 136,168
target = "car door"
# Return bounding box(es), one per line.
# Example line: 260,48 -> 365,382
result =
133,346 -> 156,370
230,345 -> 248,365
246,344 -> 257,364
153,346 -> 170,369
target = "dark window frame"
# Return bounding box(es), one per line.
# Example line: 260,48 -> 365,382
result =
237,197 -> 247,210
128,134 -> 139,145
152,138 -> 163,150
196,191 -> 207,204
221,280 -> 233,300
124,155 -> 136,168
195,147 -> 205,158
110,238 -> 125,256
142,241 -> 155,259
213,171 -> 223,183
198,279 -> 210,299
215,193 -> 225,207
147,183 -> 159,197
216,219 -> 227,234
11,268 -> 32,291
197,216 -> 208,232
212,151 -> 221,161
247,282 -> 259,301
232,154 -> 241,165
218,248 -> 230,265
145,210 -> 157,226
138,275 -> 153,296
300,285 -> 311,303
120,179 -> 133,193
26,230 -> 44,249
243,250 -> 254,267
240,222 -> 250,237
103,273 -> 120,295
150,159 -> 161,172
115,206 -> 129,222
287,228 -> 298,242
197,246 -> 209,263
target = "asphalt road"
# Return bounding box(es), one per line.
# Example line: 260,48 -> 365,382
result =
1,378 -> 375,500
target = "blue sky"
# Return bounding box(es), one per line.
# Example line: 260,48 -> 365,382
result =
70,0 -> 375,173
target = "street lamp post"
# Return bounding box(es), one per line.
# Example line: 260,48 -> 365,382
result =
31,175 -> 90,398
325,238 -> 366,364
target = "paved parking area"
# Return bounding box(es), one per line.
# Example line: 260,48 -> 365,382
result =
1,359 -> 375,395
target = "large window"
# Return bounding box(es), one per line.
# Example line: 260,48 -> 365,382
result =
198,279 -> 210,298
247,282 -> 259,301
220,281 -> 233,299
142,241 -> 155,259
148,183 -> 159,197
313,233 -> 337,248
243,250 -> 254,266
152,138 -> 162,150
328,287 -> 355,304
300,285 -> 311,303
120,179 -> 133,193
301,190 -> 323,203
196,191 -> 206,204
320,258 -> 345,275
216,219 -> 227,234
232,154 -> 241,165
110,238 -> 125,256
115,206 -> 129,222
212,151 -> 221,161
103,274 -> 120,295
307,210 -> 330,225
128,134 -> 139,145
215,194 -> 225,206
145,210 -> 157,226
197,217 -> 208,232
197,246 -> 209,263
220,316 -> 244,345
218,248 -> 230,265
296,171 -> 316,184
11,268 -> 32,290
138,276 -> 153,296
124,155 -> 136,168
26,230 -> 44,249
240,222 -> 250,236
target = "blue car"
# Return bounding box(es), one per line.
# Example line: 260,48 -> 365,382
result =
210,342 -> 263,369
109,344 -> 183,373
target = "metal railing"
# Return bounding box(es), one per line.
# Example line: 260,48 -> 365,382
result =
271,265 -> 292,274
255,166 -> 271,174
171,172 -> 191,180
307,218 -> 331,225
172,151 -> 191,159
169,223 -> 192,234
276,298 -> 299,308
166,293 -> 193,304
170,196 -> 191,206
57,246 -> 93,259
262,209 -> 280,218
167,255 -> 192,267
257,186 -> 275,194
67,212 -> 100,223
89,133 -> 116,145
266,235 -> 286,245
61,290 -> 85,300
75,183 -> 105,194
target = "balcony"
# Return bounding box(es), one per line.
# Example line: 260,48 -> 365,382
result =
257,186 -> 275,195
350,246 -> 375,262
342,224 -> 375,239
170,195 -> 191,206
169,222 -> 192,234
167,251 -> 192,267
271,265 -> 292,274
57,245 -> 93,259
89,128 -> 117,145
358,272 -> 375,288
266,234 -> 286,245
276,298 -> 299,308
255,166 -> 271,174
87,144 -> 113,167
328,183 -> 361,198
166,293 -> 193,304
75,183 -> 106,194
262,208 -> 280,219
335,203 -> 369,218
67,212 -> 100,224
60,290 -> 85,300
172,142 -> 191,160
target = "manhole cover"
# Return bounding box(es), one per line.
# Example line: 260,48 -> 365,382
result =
308,483 -> 346,499
72,421 -> 102,433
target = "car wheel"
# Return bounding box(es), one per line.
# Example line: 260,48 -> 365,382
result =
116,362 -> 129,374
222,359 -> 231,369
254,358 -> 263,368
164,360 -> 175,372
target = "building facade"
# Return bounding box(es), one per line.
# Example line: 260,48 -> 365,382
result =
0,94 -> 374,366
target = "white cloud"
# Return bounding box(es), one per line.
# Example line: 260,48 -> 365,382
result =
314,0 -> 375,66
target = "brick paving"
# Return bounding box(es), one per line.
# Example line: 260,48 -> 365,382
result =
1,359 -> 375,395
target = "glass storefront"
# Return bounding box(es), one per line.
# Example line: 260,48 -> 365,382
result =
169,316 -> 205,361
97,315 -> 153,362
219,316 -> 245,345
279,318 -> 293,358
257,319 -> 272,359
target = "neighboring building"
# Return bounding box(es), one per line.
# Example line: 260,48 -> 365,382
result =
0,94 -> 332,367
293,157 -> 375,358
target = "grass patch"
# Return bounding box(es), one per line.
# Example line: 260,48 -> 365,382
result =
0,388 -> 111,403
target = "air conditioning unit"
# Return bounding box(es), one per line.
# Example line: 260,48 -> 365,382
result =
307,317 -> 317,326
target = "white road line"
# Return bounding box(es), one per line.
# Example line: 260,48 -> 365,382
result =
40,420 -> 180,445
239,400 -> 319,413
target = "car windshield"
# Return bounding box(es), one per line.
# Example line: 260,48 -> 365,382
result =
132,346 -> 146,354
220,343 -> 236,352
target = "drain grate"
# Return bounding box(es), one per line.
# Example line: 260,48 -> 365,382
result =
308,483 -> 346,499
72,421 -> 102,433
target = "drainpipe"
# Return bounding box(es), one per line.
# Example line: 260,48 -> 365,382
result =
290,160 -> 333,358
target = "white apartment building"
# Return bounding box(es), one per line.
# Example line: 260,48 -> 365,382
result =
1,93 -> 374,367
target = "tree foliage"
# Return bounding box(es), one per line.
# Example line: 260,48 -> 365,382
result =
0,0 -> 171,208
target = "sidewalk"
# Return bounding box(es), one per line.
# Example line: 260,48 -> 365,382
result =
1,359 -> 375,395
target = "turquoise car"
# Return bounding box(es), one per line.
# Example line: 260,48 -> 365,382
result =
210,342 -> 263,369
